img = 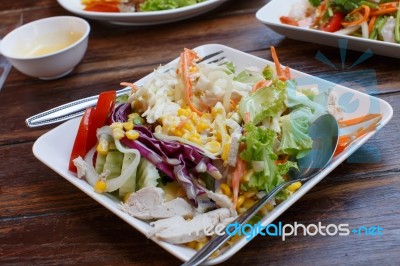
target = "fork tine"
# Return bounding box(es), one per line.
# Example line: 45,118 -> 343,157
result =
198,50 -> 224,63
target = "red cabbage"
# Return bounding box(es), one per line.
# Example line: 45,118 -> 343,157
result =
120,125 -> 221,206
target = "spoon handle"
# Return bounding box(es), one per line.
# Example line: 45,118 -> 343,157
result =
182,178 -> 300,266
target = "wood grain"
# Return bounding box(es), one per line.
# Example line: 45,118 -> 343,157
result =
1,0 -> 399,265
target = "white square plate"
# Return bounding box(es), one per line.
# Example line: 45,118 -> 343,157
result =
33,44 -> 393,264
256,0 -> 400,59
57,0 -> 229,25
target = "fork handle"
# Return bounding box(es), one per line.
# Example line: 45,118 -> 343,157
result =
25,87 -> 132,127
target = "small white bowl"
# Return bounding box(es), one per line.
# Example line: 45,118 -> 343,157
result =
0,16 -> 90,80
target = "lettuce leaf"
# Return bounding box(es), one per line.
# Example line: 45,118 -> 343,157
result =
140,0 -> 205,11
238,79 -> 287,125
240,124 -> 297,192
278,107 -> 313,159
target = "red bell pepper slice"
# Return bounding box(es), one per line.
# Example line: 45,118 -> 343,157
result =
68,91 -> 117,172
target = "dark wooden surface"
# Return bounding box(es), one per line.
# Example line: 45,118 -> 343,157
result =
1,0 -> 399,265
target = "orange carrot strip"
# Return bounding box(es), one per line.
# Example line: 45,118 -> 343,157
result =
176,113 -> 194,129
368,16 -> 377,33
338,114 -> 382,128
271,46 -> 283,79
252,80 -> 272,92
232,157 -> 246,208
280,16 -> 299,26
371,7 -> 398,16
120,82 -> 139,92
334,117 -> 381,157
341,5 -> 370,27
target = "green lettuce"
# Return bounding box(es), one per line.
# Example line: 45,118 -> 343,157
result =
239,79 -> 287,125
140,0 -> 205,11
240,124 -> 297,192
278,107 -> 313,159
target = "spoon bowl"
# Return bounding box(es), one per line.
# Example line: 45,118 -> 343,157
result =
183,113 -> 339,266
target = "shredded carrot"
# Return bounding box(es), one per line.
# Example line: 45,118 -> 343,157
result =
371,7 -> 398,16
176,113 -> 194,129
338,114 -> 382,128
120,82 -> 139,92
179,48 -> 203,115
280,16 -> 299,26
232,157 -> 246,208
271,46 -> 283,78
252,79 -> 272,92
271,46 -> 291,81
341,5 -> 370,27
368,15 -> 377,33
334,116 -> 381,157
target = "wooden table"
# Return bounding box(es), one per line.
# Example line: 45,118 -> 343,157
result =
1,0 -> 399,265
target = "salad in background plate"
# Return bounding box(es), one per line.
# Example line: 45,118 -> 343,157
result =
81,0 -> 207,13
280,0 -> 400,43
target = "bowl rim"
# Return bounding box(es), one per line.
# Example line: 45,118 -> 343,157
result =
0,16 -> 90,60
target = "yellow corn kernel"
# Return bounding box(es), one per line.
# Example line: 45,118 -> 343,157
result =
242,198 -> 256,210
173,128 -> 185,137
123,121 -> 134,131
259,204 -> 269,216
201,113 -> 213,122
110,122 -> 123,129
112,127 -> 125,140
96,138 -> 109,156
220,183 -> 232,197
126,130 -> 139,140
243,189 -> 257,198
265,203 -> 274,212
215,131 -> 222,142
177,108 -> 190,117
205,141 -> 221,153
236,195 -> 246,209
195,241 -> 206,251
221,143 -> 230,162
287,181 -> 302,193
183,121 -> 195,131
94,179 -> 107,193
187,241 -> 197,249
241,169 -> 254,183
196,122 -> 210,132
189,135 -> 201,145
123,192 -> 132,203
211,107 -> 223,117
190,112 -> 199,121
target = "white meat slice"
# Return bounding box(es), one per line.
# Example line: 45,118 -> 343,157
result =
121,187 -> 194,220
149,208 -> 232,244
207,191 -> 233,210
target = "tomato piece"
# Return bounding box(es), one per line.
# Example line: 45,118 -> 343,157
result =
84,2 -> 120,12
69,107 -> 95,172
68,91 -> 116,172
320,12 -> 345,32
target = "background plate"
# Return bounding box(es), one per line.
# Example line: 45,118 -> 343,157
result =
57,0 -> 229,25
256,0 -> 400,59
33,44 -> 393,264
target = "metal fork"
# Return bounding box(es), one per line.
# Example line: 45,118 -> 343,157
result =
25,50 -> 224,127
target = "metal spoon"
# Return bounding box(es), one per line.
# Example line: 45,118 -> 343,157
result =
182,113 -> 339,266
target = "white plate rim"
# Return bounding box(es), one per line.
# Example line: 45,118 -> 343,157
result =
32,43 -> 393,264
